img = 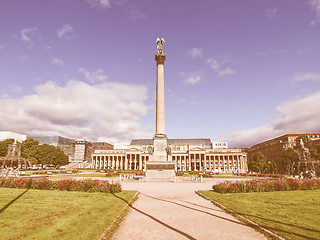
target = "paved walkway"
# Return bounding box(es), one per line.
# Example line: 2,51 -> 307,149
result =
111,179 -> 266,240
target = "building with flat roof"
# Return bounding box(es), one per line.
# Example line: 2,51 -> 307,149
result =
92,138 -> 247,173
0,131 -> 27,143
74,140 -> 92,163
247,133 -> 320,166
212,141 -> 228,149
92,142 -> 113,151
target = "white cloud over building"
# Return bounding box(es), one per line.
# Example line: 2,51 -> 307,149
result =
228,91 -> 320,147
0,79 -> 152,144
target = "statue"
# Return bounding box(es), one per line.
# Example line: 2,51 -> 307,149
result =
156,38 -> 165,54
147,145 -> 154,155
166,144 -> 171,155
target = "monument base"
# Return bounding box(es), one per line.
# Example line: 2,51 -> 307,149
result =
145,161 -> 176,182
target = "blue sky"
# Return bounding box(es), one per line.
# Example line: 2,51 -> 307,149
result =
0,0 -> 320,147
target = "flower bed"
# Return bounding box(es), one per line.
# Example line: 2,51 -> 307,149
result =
212,178 -> 320,193
0,177 -> 122,193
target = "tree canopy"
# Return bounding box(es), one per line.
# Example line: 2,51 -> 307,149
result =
0,138 -> 70,167
248,152 -> 267,173
0,138 -> 14,157
280,148 -> 299,174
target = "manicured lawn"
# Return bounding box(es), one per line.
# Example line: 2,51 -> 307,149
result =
0,188 -> 136,240
199,190 -> 320,240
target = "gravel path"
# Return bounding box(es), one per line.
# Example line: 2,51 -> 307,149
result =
111,179 -> 267,240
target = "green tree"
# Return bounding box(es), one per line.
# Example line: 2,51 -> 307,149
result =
21,138 -> 40,164
280,148 -> 299,174
36,144 -> 69,167
53,147 -> 69,166
248,152 -> 267,173
266,161 -> 278,174
0,139 -> 14,157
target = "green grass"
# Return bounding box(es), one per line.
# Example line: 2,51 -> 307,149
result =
199,190 -> 320,240
0,188 -> 136,240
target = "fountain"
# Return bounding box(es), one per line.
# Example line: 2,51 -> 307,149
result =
0,140 -> 31,177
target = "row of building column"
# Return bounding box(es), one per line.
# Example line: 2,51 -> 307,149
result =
173,153 -> 246,172
92,153 -> 247,173
93,154 -> 149,170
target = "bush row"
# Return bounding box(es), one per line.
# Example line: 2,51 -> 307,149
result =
239,173 -> 285,178
212,178 -> 320,193
0,177 -> 122,193
96,170 -> 145,176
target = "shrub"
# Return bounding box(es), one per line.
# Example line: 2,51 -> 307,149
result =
0,177 -> 122,193
212,178 -> 320,193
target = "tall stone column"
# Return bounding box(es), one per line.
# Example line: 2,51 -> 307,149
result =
155,54 -> 166,136
145,38 -> 175,182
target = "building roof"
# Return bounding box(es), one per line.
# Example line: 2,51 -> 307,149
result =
130,138 -> 212,149
250,133 -> 320,148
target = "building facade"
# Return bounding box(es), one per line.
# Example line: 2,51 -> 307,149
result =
92,142 -> 113,151
31,136 -> 76,162
247,133 -> 320,165
92,138 -> 247,173
73,140 -> 92,163
31,136 -> 102,163
0,131 -> 27,143
212,141 -> 228,149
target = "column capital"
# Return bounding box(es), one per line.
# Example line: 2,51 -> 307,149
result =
155,54 -> 166,65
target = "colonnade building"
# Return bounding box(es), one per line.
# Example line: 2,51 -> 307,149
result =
92,138 -> 247,173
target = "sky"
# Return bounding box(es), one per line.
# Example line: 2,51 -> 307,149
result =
0,0 -> 320,147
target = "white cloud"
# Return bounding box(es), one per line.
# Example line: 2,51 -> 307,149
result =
129,8 -> 146,20
0,80 -> 152,143
79,68 -> 108,83
218,68 -> 235,76
186,48 -> 203,58
21,27 -> 38,48
186,76 -> 200,85
86,0 -> 111,9
266,8 -> 277,18
180,72 -> 201,85
9,85 -> 23,93
57,24 -> 74,39
292,73 -> 320,82
310,0 -> 320,25
228,91 -> 320,147
207,57 -> 235,76
52,58 -> 64,66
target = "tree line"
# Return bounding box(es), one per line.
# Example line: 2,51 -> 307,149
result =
248,136 -> 320,174
0,138 -> 69,167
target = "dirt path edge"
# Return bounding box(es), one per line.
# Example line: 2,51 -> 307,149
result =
99,191 -> 140,240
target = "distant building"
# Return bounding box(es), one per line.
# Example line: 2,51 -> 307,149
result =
92,142 -> 113,151
114,143 -> 129,150
212,141 -> 228,149
31,136 -> 76,162
247,133 -> 320,165
0,131 -> 27,142
92,138 -> 247,173
73,140 -> 92,163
